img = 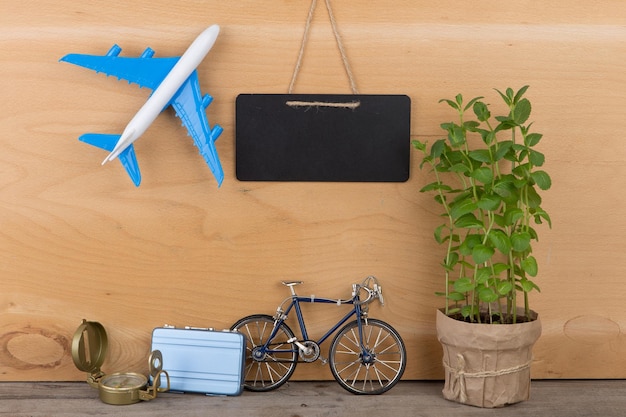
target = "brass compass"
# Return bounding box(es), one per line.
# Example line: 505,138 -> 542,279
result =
72,320 -> 170,405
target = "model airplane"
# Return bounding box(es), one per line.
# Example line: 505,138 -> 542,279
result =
60,25 -> 224,187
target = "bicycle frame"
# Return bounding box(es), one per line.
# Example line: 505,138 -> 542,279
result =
263,293 -> 366,357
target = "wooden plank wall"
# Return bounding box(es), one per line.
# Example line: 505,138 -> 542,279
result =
1,0 -> 626,381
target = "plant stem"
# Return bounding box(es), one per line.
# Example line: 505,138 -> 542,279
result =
431,162 -> 455,316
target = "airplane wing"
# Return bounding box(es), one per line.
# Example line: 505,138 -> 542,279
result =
60,45 -> 179,90
170,71 -> 224,186
79,133 -> 142,186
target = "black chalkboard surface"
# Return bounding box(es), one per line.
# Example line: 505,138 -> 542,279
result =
235,94 -> 411,182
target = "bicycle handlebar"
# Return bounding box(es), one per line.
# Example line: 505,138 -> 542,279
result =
353,276 -> 384,306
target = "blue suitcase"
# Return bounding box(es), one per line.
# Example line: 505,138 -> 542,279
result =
151,326 -> 246,396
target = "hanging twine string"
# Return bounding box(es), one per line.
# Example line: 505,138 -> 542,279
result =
287,0 -> 360,109
443,353 -> 533,403
285,100 -> 360,109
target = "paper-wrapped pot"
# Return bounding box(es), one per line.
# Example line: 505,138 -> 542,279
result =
436,308 -> 541,408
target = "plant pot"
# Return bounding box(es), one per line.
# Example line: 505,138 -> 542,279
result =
436,308 -> 541,408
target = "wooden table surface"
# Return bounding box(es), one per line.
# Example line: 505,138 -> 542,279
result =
2,380 -> 626,417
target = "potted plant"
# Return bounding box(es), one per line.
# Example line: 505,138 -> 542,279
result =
413,86 -> 551,408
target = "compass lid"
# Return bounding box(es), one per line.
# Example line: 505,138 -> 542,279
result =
71,319 -> 108,375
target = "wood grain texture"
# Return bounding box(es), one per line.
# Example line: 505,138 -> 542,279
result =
1,0 -> 626,381
3,381 -> 626,417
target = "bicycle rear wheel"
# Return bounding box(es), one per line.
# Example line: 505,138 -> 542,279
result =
230,314 -> 297,391
329,318 -> 406,394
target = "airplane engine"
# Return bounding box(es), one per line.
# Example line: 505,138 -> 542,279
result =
106,45 -> 122,57
202,94 -> 213,108
141,48 -> 155,59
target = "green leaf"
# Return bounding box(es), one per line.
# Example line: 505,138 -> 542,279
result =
434,224 -> 446,244
464,121 -> 480,131
451,190 -> 472,204
450,198 -> 478,220
464,96 -> 484,112
513,85 -> 530,104
419,156 -> 432,169
531,170 -> 552,190
511,232 -> 531,252
533,208 -> 552,228
525,133 -> 543,147
513,177 -> 528,190
459,234 -> 482,255
473,101 -> 491,121
513,163 -> 531,179
454,213 -> 484,229
478,287 -> 499,303
440,122 -> 455,131
454,277 -> 475,293
513,98 -> 532,124
477,194 -> 501,210
446,149 -> 465,165
521,256 -> 538,277
493,262 -> 510,275
448,307 -> 461,315
430,139 -> 446,159
524,185 -> 543,208
495,117 -> 516,131
475,267 -> 491,284
461,304 -> 478,319
471,167 -> 494,184
449,163 -> 471,174
439,98 -> 460,110
493,213 -> 505,228
481,130 -> 497,145
494,141 -> 513,161
455,93 -> 464,107
488,229 -> 511,254
519,278 -> 540,293
495,88 -> 513,106
529,149 -> 545,166
472,244 -> 495,264
412,140 -> 427,151
448,125 -> 466,147
493,179 -> 516,199
496,280 -> 514,295
447,292 -> 466,301
443,252 -> 459,270
468,149 -> 492,163
504,208 -> 524,226
420,182 -> 451,193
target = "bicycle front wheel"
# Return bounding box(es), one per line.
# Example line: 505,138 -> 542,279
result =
230,314 -> 298,392
329,318 -> 406,394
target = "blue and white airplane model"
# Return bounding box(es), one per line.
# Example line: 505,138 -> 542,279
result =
60,25 -> 224,187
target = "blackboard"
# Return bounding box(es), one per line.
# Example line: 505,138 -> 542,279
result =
235,94 -> 411,182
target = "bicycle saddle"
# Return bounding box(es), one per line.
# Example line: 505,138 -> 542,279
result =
282,281 -> 303,287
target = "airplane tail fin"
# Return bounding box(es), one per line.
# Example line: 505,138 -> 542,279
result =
79,133 -> 142,186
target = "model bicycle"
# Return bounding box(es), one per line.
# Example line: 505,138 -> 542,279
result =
230,276 -> 406,394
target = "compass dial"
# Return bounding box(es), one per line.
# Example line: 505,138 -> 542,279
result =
98,372 -> 148,405
100,373 -> 147,390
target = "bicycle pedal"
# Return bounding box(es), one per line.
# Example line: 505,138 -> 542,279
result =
319,356 -> 328,365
